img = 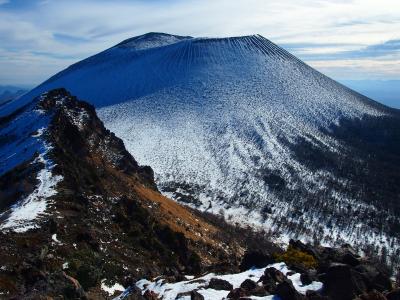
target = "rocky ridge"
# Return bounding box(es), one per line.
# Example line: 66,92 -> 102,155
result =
0,89 -> 248,298
0,89 -> 398,300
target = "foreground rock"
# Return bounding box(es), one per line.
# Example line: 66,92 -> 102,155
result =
133,241 -> 396,300
287,240 -> 395,300
136,262 -> 322,299
0,89 -> 254,298
208,278 -> 233,290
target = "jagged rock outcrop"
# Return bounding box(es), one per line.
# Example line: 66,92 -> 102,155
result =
0,89 -> 250,298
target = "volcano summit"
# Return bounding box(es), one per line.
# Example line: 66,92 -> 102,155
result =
2,32 -> 400,270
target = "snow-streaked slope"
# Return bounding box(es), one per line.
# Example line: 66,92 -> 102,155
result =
0,93 -> 63,232
1,33 -> 399,263
0,153 -> 62,233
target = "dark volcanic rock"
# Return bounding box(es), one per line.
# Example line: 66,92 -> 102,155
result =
191,290 -> 205,300
263,267 -> 286,283
342,252 -> 361,267
258,266 -> 290,294
289,240 -> 319,259
322,263 -> 367,300
252,285 -> 270,297
20,271 -> 87,299
240,278 -> 257,291
227,287 -> 247,299
355,264 -> 392,292
240,250 -> 274,271
355,290 -> 387,300
386,288 -> 400,300
288,240 -> 394,300
143,290 -> 159,300
275,280 -> 306,300
300,272 -> 313,285
306,290 -> 329,300
208,278 -> 233,290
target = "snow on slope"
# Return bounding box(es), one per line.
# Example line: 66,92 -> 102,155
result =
0,93 -> 63,232
1,33 -> 397,255
0,151 -> 62,233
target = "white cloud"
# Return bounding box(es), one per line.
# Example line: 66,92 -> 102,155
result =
309,56 -> 400,79
0,0 -> 399,84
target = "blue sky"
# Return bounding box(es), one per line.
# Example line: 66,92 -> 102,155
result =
0,0 -> 399,89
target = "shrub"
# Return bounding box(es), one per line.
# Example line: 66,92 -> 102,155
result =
274,245 -> 317,269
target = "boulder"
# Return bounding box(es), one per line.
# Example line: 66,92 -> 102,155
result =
355,290 -> 387,300
227,287 -> 247,299
240,279 -> 257,291
355,264 -> 392,292
289,240 -> 319,259
259,267 -> 288,294
143,290 -> 159,300
240,250 -> 274,271
305,290 -> 329,299
260,279 -> 277,294
386,288 -> 400,300
288,263 -> 309,274
275,280 -> 306,300
341,252 -> 361,267
252,285 -> 270,297
322,263 -> 367,300
208,278 -> 233,291
300,272 -> 313,285
191,290 -> 205,300
263,267 -> 286,283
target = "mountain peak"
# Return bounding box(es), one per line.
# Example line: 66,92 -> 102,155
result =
114,32 -> 292,59
2,33 -> 399,276
115,32 -> 193,50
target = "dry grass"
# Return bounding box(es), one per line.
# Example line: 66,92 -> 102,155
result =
134,184 -> 218,243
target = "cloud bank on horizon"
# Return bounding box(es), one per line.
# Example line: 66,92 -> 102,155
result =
0,0 -> 399,86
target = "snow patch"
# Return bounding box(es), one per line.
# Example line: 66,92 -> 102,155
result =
0,106 -> 63,233
135,262 -> 322,300
0,162 -> 62,232
101,279 -> 125,296
52,233 -> 62,244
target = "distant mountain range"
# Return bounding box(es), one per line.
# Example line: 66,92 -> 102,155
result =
1,32 -> 399,275
0,85 -> 28,105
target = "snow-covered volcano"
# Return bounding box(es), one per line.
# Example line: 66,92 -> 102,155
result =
2,33 -> 399,267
